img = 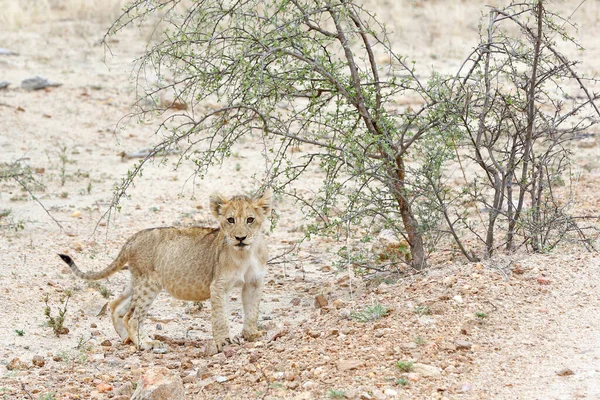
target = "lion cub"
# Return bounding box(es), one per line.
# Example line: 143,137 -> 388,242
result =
58,190 -> 271,352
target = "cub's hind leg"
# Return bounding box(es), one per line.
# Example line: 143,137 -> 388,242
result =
109,286 -> 133,343
122,278 -> 165,351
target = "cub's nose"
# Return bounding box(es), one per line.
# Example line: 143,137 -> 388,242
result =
235,236 -> 247,242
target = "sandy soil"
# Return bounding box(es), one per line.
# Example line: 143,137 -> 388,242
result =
1,1 -> 600,399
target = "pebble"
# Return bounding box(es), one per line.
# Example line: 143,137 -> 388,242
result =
7,358 -> 28,370
337,359 -> 364,371
413,363 -> 442,377
455,340 -> 473,350
71,210 -> 82,218
21,76 -> 63,91
32,355 -> 45,367
314,295 -> 328,308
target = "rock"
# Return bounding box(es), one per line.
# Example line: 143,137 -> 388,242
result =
101,339 -> 112,347
537,276 -> 551,285
130,367 -> 185,400
285,380 -> 300,389
413,363 -> 442,377
71,210 -> 82,218
32,355 -> 45,368
96,382 -> 112,393
314,295 -> 328,308
302,381 -> 316,389
0,48 -> 18,55
556,368 -> 574,376
407,372 -> 420,382
398,342 -> 418,350
455,340 -> 473,350
6,358 -> 28,370
442,276 -> 456,287
291,297 -> 301,306
0,81 -> 8,90
337,359 -> 364,372
180,357 -> 193,370
452,295 -> 463,304
383,388 -> 398,397
181,373 -> 196,384
21,76 -> 62,91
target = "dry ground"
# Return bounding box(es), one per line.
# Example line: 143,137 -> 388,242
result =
1,1 -> 600,399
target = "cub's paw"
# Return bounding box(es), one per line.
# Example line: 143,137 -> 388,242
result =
139,338 -> 169,354
214,336 -> 233,352
242,329 -> 264,342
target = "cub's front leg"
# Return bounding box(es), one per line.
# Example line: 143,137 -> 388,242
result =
241,273 -> 265,342
209,278 -> 234,351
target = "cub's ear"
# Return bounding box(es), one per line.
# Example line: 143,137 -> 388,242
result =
255,188 -> 272,216
210,193 -> 228,217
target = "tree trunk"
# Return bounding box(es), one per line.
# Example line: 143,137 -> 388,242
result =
393,155 -> 427,270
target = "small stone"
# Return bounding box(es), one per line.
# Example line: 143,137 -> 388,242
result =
285,380 -> 300,390
72,242 -> 84,252
32,355 -> 45,368
442,276 -> 456,287
455,340 -> 473,350
337,359 -> 364,372
215,376 -> 228,383
100,339 -> 112,347
182,373 -> 197,384
452,295 -> 463,304
314,295 -> 328,308
556,368 -> 574,376
291,298 -> 301,306
130,367 -> 185,400
332,299 -> 345,309
71,210 -> 82,218
21,76 -> 62,91
96,382 -> 112,393
180,357 -> 193,370
302,381 -> 315,389
537,276 -> 551,285
407,372 -> 420,382
384,388 -> 398,397
413,363 -> 442,377
90,323 -> 97,328
6,358 -> 28,370
307,330 -> 321,338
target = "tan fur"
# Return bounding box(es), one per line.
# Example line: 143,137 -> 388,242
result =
58,190 -> 272,352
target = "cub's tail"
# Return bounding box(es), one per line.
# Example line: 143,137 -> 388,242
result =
58,252 -> 127,281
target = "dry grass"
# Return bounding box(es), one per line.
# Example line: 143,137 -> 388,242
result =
0,0 -> 128,30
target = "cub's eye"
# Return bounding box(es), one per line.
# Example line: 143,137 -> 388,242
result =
247,217 -> 255,224
227,217 -> 235,224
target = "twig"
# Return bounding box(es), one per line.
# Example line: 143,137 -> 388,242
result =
21,382 -> 33,400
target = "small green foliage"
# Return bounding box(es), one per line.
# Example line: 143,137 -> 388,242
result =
235,163 -> 241,172
43,293 -> 70,336
414,336 -> 426,346
15,329 -> 25,336
395,377 -> 409,386
413,305 -> 431,316
475,311 -> 488,319
99,285 -> 112,299
59,192 -> 69,199
327,389 -> 346,398
350,303 -> 389,323
38,393 -> 56,400
395,361 -> 414,372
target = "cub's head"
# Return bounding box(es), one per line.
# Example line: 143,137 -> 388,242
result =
210,189 -> 272,250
